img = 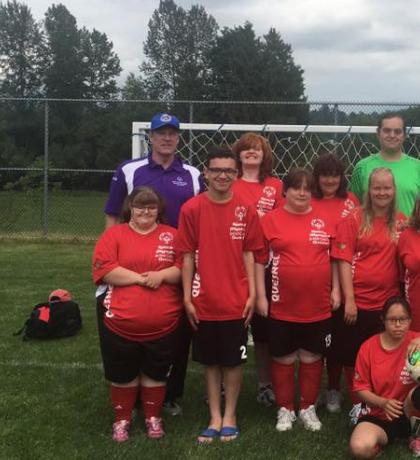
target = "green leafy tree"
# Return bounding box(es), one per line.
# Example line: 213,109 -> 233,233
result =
44,3 -> 85,99
141,0 -> 218,110
207,23 -> 307,123
0,0 -> 46,97
80,27 -> 121,99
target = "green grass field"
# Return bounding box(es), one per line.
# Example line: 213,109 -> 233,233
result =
0,190 -> 108,240
0,241 -> 414,459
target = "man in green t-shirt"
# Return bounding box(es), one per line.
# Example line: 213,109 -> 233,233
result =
350,113 -> 420,217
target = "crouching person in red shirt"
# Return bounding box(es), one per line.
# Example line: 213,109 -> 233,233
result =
92,187 -> 183,442
350,296 -> 420,458
176,146 -> 264,443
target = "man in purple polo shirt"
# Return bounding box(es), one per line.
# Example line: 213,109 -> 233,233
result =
104,112 -> 204,416
105,112 -> 203,228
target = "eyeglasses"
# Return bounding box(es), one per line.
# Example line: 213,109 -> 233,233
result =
133,205 -> 159,213
207,167 -> 238,177
381,127 -> 404,136
384,317 -> 410,325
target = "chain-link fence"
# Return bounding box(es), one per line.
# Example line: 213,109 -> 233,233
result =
1,97 -> 420,240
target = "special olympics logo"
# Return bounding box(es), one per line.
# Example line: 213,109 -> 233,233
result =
311,218 -> 325,230
263,186 -> 276,198
159,232 -> 174,244
235,206 -> 247,221
344,199 -> 355,210
160,113 -> 172,122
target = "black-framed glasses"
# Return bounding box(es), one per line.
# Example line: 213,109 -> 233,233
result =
207,167 -> 238,177
384,317 -> 410,325
133,205 -> 159,213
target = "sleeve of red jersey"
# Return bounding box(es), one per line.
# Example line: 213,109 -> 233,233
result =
92,228 -> 120,284
174,205 -> 197,254
353,340 -> 374,393
331,213 -> 357,263
273,178 -> 284,209
244,207 -> 265,252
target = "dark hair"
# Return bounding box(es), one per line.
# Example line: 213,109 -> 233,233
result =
232,133 -> 273,183
206,145 -> 236,166
312,153 -> 348,199
409,195 -> 420,231
121,186 -> 166,223
283,168 -> 313,193
381,296 -> 411,321
377,112 -> 407,134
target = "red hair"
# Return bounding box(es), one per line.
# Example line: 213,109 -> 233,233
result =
232,133 -> 273,183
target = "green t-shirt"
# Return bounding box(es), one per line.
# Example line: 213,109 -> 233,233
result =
350,153 -> 420,217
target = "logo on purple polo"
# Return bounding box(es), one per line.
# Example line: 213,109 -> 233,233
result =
172,176 -> 187,186
159,232 -> 174,244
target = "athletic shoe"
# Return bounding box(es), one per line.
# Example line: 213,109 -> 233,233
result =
257,384 -> 276,407
349,402 -> 370,426
112,419 -> 130,442
162,400 -> 182,416
299,405 -> 322,431
276,407 -> 296,432
326,389 -> 342,413
145,417 -> 165,439
410,437 -> 420,457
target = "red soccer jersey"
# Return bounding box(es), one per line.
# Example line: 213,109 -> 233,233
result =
331,209 -> 406,311
232,176 -> 284,215
354,331 -> 420,420
311,192 -> 359,235
399,227 -> 420,331
92,223 -> 182,342
260,207 -> 333,323
175,192 -> 264,321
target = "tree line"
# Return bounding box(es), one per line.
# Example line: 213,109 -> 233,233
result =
0,0 -> 416,190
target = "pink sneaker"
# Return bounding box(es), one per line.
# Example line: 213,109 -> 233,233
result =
112,419 -> 130,442
145,417 -> 165,439
409,437 -> 420,457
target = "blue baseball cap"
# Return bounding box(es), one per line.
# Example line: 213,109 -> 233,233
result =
150,113 -> 180,131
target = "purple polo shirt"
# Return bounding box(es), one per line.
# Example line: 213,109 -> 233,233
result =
105,154 -> 204,228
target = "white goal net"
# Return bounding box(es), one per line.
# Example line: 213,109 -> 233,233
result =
132,122 -> 420,178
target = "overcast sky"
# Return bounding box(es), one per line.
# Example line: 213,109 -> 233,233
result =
27,0 -> 420,102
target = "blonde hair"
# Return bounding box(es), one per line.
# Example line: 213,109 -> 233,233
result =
359,167 -> 398,240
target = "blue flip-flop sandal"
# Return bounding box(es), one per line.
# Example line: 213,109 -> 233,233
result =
197,428 -> 220,444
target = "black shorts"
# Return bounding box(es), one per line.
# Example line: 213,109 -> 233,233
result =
332,307 -> 383,367
192,320 -> 248,367
97,296 -> 178,384
251,266 -> 271,343
358,415 -> 411,443
268,317 -> 332,358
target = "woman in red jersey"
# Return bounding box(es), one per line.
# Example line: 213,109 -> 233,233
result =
332,167 -> 406,422
257,168 -> 339,432
312,153 -> 360,414
399,196 -> 420,331
350,297 -> 420,459
232,132 -> 283,407
92,187 -> 182,442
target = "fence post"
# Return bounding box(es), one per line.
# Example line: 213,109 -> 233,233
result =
189,102 -> 194,163
42,100 -> 49,237
333,103 -> 339,140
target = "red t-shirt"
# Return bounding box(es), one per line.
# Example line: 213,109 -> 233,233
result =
175,192 -> 265,321
331,209 -> 405,311
399,227 -> 420,331
354,331 -> 419,420
311,192 -> 359,235
260,207 -> 333,323
92,223 -> 182,342
232,176 -> 283,214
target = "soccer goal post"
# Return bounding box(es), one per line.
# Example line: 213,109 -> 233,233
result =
132,122 -> 420,177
